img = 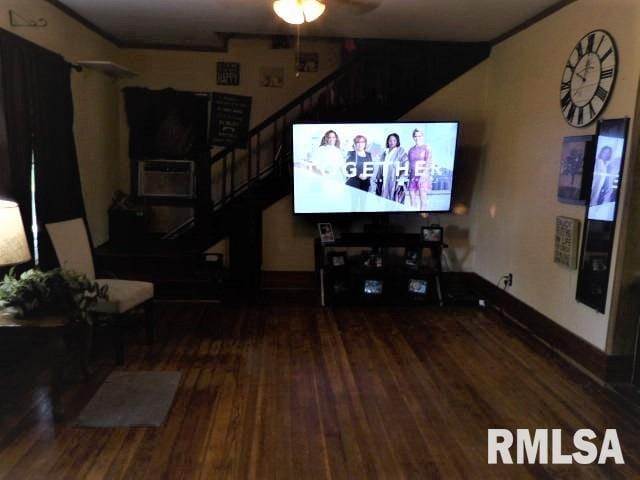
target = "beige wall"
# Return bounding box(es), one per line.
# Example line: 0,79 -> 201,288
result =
118,38 -> 342,192
475,0 -> 640,351
0,0 -> 123,245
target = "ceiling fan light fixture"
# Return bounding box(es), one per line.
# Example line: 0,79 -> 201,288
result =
301,0 -> 325,22
273,0 -> 325,25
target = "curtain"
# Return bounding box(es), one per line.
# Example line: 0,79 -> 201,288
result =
0,29 -> 85,269
0,32 -> 35,257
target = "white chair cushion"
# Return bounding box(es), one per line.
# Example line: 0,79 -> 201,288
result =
93,279 -> 154,314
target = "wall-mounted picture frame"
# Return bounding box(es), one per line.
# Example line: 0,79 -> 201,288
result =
260,66 -> 284,87
296,52 -> 319,72
557,135 -> 595,204
421,225 -> 443,243
554,216 -> 580,269
328,251 -> 347,267
216,62 -> 240,86
318,223 -> 334,244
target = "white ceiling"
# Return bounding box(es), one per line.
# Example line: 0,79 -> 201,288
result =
55,0 -> 564,48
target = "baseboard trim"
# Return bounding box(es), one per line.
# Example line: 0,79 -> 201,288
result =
468,273 -> 632,383
261,271 -> 316,290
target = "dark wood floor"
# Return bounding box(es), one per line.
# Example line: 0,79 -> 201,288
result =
0,303 -> 639,479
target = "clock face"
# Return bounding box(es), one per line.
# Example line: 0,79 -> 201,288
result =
560,30 -> 617,128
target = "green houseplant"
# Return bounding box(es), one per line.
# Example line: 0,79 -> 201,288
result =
0,268 -> 108,322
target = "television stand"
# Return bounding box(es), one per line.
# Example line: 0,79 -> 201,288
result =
314,233 -> 447,306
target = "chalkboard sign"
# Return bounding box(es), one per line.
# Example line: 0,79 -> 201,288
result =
216,62 -> 240,86
209,93 -> 252,147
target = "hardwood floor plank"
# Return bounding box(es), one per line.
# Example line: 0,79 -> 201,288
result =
0,303 -> 639,479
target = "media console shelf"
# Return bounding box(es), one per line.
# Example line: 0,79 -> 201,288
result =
314,233 -> 447,306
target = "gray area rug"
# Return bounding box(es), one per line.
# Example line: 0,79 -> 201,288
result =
75,371 -> 182,427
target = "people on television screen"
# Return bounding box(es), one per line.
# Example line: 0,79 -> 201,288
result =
313,130 -> 345,182
407,128 -> 433,210
345,135 -> 373,191
375,133 -> 408,203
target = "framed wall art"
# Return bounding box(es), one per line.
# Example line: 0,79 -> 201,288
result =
557,135 -> 595,204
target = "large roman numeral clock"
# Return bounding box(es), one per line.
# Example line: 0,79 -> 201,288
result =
560,30 -> 617,127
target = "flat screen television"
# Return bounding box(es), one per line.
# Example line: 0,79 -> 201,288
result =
293,122 -> 459,214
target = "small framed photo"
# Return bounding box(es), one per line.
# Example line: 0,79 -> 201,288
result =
296,52 -> 319,72
421,225 -> 443,243
408,278 -> 428,295
404,248 -> 421,268
328,251 -> 347,267
216,62 -> 240,86
260,66 -> 284,88
363,279 -> 383,295
363,252 -> 383,268
318,223 -> 334,244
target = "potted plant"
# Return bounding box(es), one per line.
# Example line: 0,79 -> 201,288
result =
0,268 -> 108,322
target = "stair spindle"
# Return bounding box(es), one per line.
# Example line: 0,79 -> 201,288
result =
256,131 -> 261,178
231,149 -> 236,195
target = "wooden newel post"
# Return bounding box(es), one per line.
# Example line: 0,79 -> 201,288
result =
194,150 -> 213,246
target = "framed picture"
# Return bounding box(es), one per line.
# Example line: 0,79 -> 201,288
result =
296,52 -> 319,72
557,135 -> 594,204
318,223 -> 334,244
404,248 -> 420,268
554,216 -> 580,269
328,251 -> 347,267
260,67 -> 284,88
363,253 -> 383,268
363,279 -> 383,295
408,278 -> 428,295
216,62 -> 240,86
421,225 -> 443,243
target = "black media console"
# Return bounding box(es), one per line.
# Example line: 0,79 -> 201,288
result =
314,233 -> 446,306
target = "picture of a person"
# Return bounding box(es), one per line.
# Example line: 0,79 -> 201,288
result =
312,130 -> 345,182
590,146 -> 616,207
345,135 -> 373,192
407,128 -> 433,210
374,133 -> 408,203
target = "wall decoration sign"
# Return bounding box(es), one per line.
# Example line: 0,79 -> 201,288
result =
557,135 -> 594,204
296,52 -> 319,72
216,62 -> 240,86
576,117 -> 629,313
260,67 -> 284,88
554,216 -> 581,269
209,93 -> 252,147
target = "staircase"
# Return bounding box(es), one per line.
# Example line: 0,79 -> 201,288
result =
194,40 -> 491,247
101,40 -> 491,300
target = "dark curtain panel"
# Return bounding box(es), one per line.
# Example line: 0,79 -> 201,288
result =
123,87 -> 208,159
0,30 -> 85,269
30,50 -> 86,269
0,31 -> 35,256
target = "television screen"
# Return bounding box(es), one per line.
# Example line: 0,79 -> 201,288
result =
293,122 -> 459,214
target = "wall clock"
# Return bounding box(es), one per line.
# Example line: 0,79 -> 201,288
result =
560,30 -> 617,128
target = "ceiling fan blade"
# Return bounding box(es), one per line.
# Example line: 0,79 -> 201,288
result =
332,0 -> 381,15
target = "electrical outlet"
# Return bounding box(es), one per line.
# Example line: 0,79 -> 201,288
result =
507,273 -> 513,286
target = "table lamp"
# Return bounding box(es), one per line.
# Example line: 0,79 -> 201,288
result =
0,200 -> 32,268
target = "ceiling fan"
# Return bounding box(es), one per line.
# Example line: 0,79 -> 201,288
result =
332,0 -> 381,15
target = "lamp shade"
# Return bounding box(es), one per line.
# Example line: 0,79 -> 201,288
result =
0,200 -> 31,267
